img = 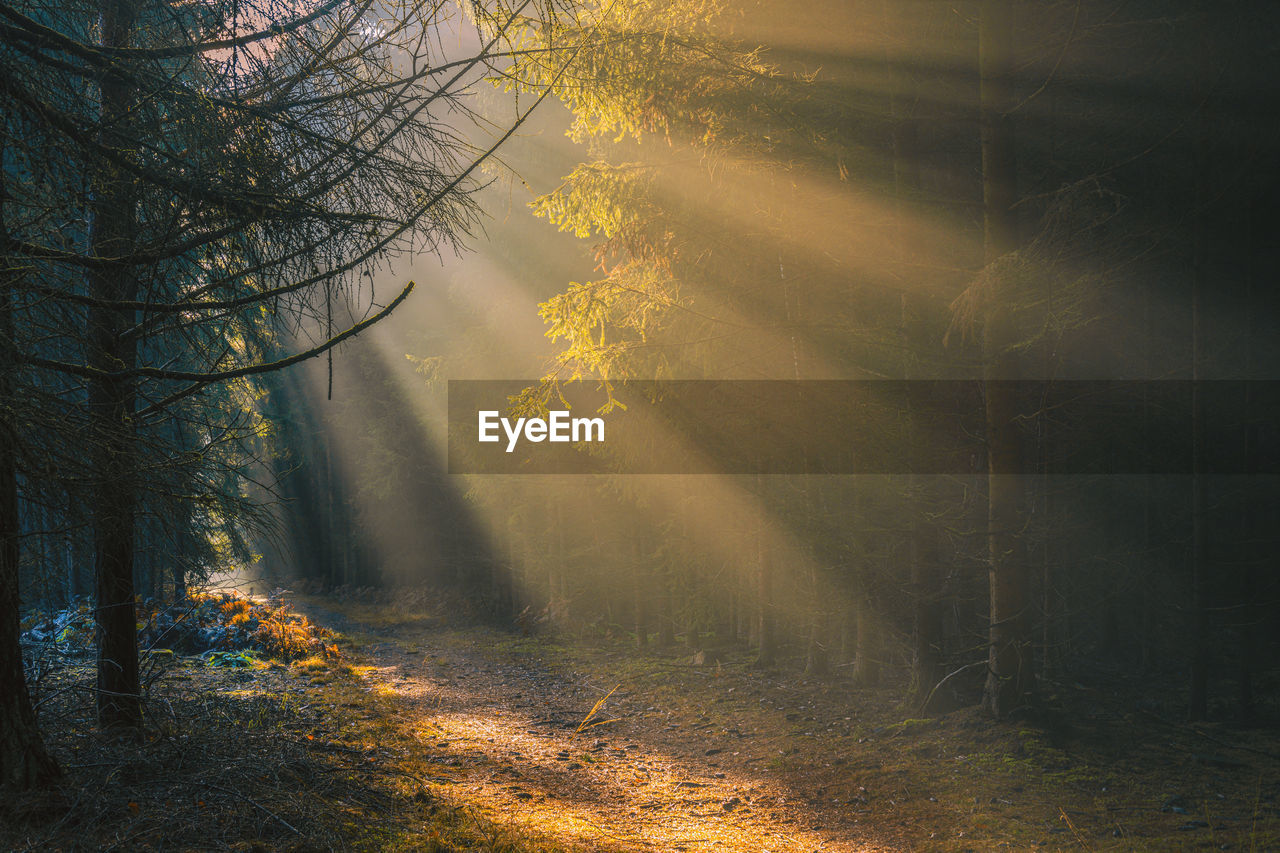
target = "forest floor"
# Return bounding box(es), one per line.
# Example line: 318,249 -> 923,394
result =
290,593 -> 1280,852
5,592 -> 1280,852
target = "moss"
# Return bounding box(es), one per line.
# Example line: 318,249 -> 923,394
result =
885,717 -> 936,736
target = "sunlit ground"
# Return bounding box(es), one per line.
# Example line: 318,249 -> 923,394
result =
350,639 -> 888,852
290,596 -> 1280,853
294,596 -> 897,852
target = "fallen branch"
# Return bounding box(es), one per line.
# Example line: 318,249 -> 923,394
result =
185,780 -> 301,836
918,660 -> 986,715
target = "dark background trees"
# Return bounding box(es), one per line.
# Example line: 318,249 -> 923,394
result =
268,0 -> 1280,725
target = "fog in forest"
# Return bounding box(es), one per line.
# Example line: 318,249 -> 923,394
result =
5,1 -> 1280,849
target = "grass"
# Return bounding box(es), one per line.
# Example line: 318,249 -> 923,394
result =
4,643 -> 587,852
14,589 -> 1280,852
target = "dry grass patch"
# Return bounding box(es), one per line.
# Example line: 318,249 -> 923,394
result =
3,645 -> 590,852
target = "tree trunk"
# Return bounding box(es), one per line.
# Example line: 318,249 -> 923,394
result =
65,504 -> 80,604
899,299 -> 942,697
0,159 -> 61,789
1237,195 -> 1262,721
1187,217 -> 1209,721
657,556 -> 675,648
0,444 -> 60,787
1238,386 -> 1259,721
1184,73 -> 1216,719
882,14 -> 941,700
979,0 -> 1033,718
143,519 -> 158,601
323,442 -> 337,588
755,497 -> 776,667
173,508 -> 188,602
634,537 -> 648,650
804,615 -> 829,677
911,523 -> 943,698
88,0 -> 143,729
549,498 -> 568,625
839,604 -> 854,664
852,586 -> 880,687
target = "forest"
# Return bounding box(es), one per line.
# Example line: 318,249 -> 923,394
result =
2,0 -> 1279,850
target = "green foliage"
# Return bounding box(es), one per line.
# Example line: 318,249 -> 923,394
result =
538,267 -> 680,379
528,159 -> 690,378
530,161 -> 659,241
494,0 -> 828,386
492,0 -> 789,149
204,649 -> 259,668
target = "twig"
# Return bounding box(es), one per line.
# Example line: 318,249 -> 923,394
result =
918,660 -> 986,714
185,780 -> 301,836
1059,806 -> 1092,850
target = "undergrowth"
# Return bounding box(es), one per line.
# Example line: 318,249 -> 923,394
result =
4,633 -> 585,852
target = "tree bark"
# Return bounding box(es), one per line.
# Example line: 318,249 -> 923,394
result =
657,556 -> 675,648
850,482 -> 878,686
911,523 -> 943,698
852,588 -> 880,687
173,506 -> 188,602
979,0 -> 1033,718
804,612 -> 828,677
755,489 -> 776,666
1187,212 -> 1209,721
633,535 -> 648,650
1237,195 -> 1262,721
88,0 -> 143,729
0,154 -> 61,789
1185,69 -> 1214,722
882,5 -> 942,700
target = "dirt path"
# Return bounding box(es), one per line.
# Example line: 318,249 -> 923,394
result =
284,597 -> 1280,852
298,602 -> 888,853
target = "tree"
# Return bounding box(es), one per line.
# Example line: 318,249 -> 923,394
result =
0,153 -> 60,788
974,0 -> 1033,718
0,0 -> 584,778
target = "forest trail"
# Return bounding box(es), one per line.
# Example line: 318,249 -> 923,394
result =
295,599 -> 890,853
288,596 -> 1280,852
